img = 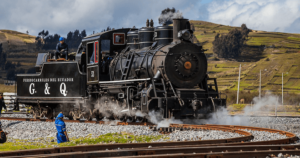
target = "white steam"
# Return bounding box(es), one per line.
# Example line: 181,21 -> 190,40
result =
158,11 -> 183,24
147,110 -> 182,129
205,94 -> 281,126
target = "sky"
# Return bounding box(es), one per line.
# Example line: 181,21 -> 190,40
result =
1,0 -> 300,37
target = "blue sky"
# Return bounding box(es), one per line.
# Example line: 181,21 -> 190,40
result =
0,0 -> 300,36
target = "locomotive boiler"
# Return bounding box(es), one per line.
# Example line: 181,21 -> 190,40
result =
16,18 -> 226,121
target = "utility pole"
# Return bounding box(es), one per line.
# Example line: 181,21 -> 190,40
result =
236,64 -> 241,104
282,73 -> 284,106
259,70 -> 261,99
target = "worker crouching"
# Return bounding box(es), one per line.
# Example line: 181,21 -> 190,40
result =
55,113 -> 69,143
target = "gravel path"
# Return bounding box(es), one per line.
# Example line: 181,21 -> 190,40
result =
248,117 -> 300,143
0,116 -> 294,143
161,130 -> 242,142
0,120 -> 244,143
1,113 -> 33,118
241,129 -> 287,142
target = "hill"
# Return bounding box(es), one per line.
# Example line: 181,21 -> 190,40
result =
0,30 -> 37,84
190,20 -> 300,96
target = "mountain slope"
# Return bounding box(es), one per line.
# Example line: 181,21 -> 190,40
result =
191,20 -> 300,93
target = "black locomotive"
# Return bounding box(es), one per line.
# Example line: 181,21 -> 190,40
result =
16,18 -> 226,121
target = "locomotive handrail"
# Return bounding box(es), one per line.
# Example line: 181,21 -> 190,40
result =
99,78 -> 151,84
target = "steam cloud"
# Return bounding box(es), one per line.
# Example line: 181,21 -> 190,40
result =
158,8 -> 183,25
203,94 -> 281,126
89,92 -> 281,128
147,110 -> 183,129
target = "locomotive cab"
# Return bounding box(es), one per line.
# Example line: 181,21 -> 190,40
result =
81,29 -> 134,85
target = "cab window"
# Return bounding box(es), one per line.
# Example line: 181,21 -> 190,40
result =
87,42 -> 94,64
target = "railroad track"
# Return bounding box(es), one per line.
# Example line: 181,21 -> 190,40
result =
0,117 -> 299,157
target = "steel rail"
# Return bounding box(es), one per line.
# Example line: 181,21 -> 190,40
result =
4,144 -> 300,158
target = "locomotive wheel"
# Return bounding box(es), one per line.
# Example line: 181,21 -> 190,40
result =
33,113 -> 38,119
67,116 -> 73,120
85,113 -> 92,121
32,108 -> 40,119
119,116 -> 127,122
136,116 -> 145,122
107,115 -> 115,120
46,109 -> 53,119
96,115 -> 104,121
126,116 -> 135,122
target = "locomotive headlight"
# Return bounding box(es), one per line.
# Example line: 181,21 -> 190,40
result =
178,29 -> 193,41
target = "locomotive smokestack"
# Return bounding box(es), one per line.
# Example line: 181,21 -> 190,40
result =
173,19 -> 189,42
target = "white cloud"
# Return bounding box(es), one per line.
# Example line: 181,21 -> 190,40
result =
0,0 -> 201,36
207,0 -> 300,33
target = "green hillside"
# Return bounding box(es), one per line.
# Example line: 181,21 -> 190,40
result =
191,20 -> 300,94
0,30 -> 37,85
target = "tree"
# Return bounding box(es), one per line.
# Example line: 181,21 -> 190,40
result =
17,61 -> 21,67
212,24 -> 250,59
5,61 -> 15,70
16,68 -> 25,74
35,29 -> 86,50
81,30 -> 87,38
0,43 -> 2,65
66,31 -> 73,44
1,53 -> 6,69
6,69 -> 15,80
27,67 -> 36,74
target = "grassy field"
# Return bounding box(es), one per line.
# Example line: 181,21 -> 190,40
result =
0,84 -> 16,93
190,20 -> 300,95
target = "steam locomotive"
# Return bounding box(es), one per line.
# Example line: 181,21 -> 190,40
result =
16,18 -> 226,121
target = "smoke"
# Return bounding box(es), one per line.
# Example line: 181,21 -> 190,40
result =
203,94 -> 280,126
244,95 -> 279,115
147,110 -> 182,129
158,7 -> 183,25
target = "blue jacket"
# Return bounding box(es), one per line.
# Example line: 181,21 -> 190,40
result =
56,42 -> 68,53
55,118 -> 66,133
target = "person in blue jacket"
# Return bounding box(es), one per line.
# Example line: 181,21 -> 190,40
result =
55,113 -> 69,143
55,37 -> 69,60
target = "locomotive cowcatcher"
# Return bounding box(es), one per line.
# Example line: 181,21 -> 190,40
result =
16,18 -> 226,121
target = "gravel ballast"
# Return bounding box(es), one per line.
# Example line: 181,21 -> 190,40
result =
0,116 -> 293,143
0,120 -> 244,143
